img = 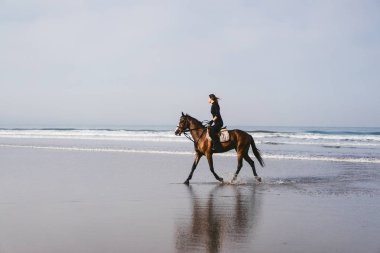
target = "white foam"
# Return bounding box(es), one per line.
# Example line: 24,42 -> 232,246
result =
263,154 -> 380,164
0,129 -> 187,142
251,132 -> 380,142
1,144 -> 379,164
1,130 -> 379,148
263,140 -> 380,148
0,144 -> 192,155
222,173 -> 247,185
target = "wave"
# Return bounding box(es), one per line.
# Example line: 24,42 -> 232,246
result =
262,140 -> 380,148
1,144 -> 379,164
1,129 -> 380,148
263,141 -> 282,145
263,154 -> 380,164
0,128 -> 80,131
1,129 -> 380,146
322,145 -> 341,149
0,129 -> 186,142
0,128 -> 173,132
250,130 -> 278,134
1,128 -> 379,135
0,144 -> 193,155
250,132 -> 380,142
306,130 -> 380,136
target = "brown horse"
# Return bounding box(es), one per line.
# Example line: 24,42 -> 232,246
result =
175,113 -> 264,184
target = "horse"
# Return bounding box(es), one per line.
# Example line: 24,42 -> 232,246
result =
175,113 -> 264,184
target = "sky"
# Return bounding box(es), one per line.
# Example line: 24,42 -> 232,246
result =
1,0 -> 379,127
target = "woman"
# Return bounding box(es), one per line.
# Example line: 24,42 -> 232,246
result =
208,94 -> 224,151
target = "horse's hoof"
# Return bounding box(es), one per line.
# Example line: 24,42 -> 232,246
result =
255,176 -> 262,183
218,177 -> 224,183
184,180 -> 190,185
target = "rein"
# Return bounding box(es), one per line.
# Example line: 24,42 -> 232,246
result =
180,119 -> 209,145
183,127 -> 206,144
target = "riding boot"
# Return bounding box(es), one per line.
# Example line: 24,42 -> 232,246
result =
212,138 -> 222,152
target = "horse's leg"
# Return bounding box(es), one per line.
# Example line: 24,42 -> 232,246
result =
243,154 -> 262,182
232,153 -> 244,181
184,153 -> 202,184
206,153 -> 223,182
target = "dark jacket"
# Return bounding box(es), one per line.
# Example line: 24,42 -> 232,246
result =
211,102 -> 223,125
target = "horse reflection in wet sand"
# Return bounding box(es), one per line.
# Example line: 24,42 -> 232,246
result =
175,113 -> 265,184
176,185 -> 261,253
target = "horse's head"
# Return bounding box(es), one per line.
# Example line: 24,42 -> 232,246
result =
175,112 -> 190,136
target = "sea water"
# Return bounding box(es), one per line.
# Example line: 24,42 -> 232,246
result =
1,126 -> 379,164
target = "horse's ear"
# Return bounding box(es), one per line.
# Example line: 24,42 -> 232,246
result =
182,112 -> 185,116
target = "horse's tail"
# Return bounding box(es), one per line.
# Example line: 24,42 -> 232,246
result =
250,135 -> 265,167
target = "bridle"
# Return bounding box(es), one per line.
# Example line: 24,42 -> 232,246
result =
177,116 -> 209,146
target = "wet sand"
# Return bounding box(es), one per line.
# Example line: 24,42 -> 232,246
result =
0,146 -> 379,253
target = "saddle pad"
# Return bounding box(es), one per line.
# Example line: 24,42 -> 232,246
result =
207,129 -> 230,143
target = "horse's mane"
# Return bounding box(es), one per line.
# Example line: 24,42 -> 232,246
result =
186,114 -> 205,127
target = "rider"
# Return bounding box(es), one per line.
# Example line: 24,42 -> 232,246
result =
208,94 -> 224,151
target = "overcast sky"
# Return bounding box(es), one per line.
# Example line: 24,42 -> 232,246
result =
1,0 -> 379,127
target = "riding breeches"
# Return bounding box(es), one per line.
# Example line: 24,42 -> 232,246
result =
209,121 -> 223,142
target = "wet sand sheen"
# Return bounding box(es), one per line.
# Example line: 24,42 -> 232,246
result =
0,146 -> 379,253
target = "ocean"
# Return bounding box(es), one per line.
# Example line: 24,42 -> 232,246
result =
1,126 -> 379,164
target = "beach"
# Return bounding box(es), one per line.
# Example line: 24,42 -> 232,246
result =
0,129 -> 380,253
2,0 -> 380,251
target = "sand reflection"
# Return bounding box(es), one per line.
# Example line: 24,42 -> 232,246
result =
176,185 -> 261,253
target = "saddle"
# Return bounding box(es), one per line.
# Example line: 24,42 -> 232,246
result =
206,127 -> 230,143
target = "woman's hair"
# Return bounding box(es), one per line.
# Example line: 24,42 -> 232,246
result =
209,94 -> 220,103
